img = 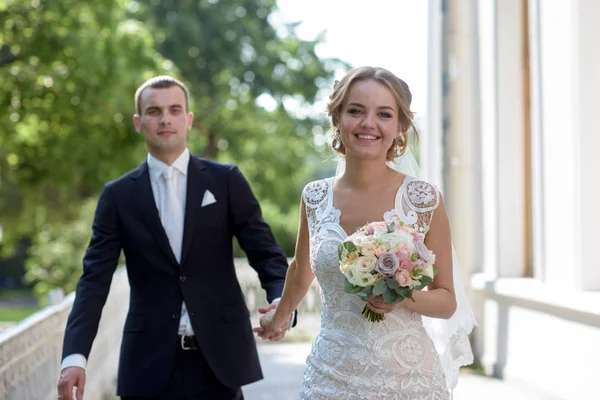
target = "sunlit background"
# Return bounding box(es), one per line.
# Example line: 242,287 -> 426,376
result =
2,0 -> 599,399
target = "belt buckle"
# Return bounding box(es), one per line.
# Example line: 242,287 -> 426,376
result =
180,335 -> 196,350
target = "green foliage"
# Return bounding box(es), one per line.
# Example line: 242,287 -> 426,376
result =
373,279 -> 388,296
234,198 -> 300,257
0,0 -> 169,249
1,0 -> 346,298
136,0 -> 345,215
0,306 -> 40,322
23,197 -> 97,301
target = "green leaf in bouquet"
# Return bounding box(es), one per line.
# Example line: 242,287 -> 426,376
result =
410,254 -> 418,262
344,279 -> 357,294
414,275 -> 433,290
386,278 -> 400,289
357,292 -> 370,301
342,241 -> 357,253
351,285 -> 364,294
433,267 -> 439,276
373,279 -> 388,296
394,295 -> 406,303
365,285 -> 374,296
395,287 -> 411,297
338,243 -> 344,260
413,266 -> 423,276
383,288 -> 398,304
387,222 -> 395,232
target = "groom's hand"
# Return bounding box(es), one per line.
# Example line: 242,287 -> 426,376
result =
57,366 -> 85,400
253,303 -> 291,341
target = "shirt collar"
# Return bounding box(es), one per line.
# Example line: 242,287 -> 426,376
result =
147,148 -> 190,182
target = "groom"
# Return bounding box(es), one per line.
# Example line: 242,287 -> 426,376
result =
57,76 -> 294,400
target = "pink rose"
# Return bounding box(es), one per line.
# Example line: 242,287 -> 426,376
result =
398,246 -> 411,256
400,226 -> 421,240
395,269 -> 413,287
399,259 -> 415,273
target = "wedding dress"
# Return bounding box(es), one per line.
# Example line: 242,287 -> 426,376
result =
298,176 -> 453,400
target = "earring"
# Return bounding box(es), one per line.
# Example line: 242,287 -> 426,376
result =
332,136 -> 342,150
394,135 -> 404,156
332,129 -> 342,150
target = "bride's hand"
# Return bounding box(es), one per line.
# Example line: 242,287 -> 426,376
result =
367,295 -> 398,314
253,305 -> 290,341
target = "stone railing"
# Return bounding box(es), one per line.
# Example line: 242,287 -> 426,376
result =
0,267 -> 130,400
0,260 -> 321,400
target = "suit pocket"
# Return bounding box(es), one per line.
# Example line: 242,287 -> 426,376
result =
221,301 -> 250,322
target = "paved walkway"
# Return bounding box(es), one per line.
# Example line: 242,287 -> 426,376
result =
243,343 -> 564,400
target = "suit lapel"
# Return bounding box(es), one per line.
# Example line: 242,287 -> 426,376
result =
130,162 -> 179,267
181,156 -> 209,266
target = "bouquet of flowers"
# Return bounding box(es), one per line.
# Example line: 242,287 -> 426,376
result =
338,220 -> 437,322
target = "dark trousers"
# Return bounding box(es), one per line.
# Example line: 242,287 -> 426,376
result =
122,338 -> 243,400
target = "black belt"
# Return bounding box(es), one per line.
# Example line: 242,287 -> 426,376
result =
179,335 -> 199,350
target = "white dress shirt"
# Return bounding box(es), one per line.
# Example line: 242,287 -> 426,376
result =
147,148 -> 194,336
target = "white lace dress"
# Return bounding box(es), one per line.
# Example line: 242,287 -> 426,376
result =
299,177 -> 450,400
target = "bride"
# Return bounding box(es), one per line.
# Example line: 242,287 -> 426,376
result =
254,66 -> 476,399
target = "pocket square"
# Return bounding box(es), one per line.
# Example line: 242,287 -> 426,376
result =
201,190 -> 216,207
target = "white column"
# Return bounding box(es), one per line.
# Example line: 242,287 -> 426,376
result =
444,0 -> 484,278
424,0 -> 445,189
477,0 -> 499,278
496,0 -> 526,277
537,0 -> 579,289
527,0 -> 546,281
477,0 -> 526,278
574,0 -> 600,290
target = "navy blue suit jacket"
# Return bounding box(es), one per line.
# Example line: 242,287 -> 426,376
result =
61,155 -> 291,397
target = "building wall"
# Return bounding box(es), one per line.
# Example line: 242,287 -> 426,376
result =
427,0 -> 600,398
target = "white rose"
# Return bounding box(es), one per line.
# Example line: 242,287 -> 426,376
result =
356,255 -> 377,273
351,234 -> 368,246
422,263 -> 435,279
346,263 -> 377,287
386,237 -> 405,253
344,262 -> 361,286
340,259 -> 356,275
360,243 -> 378,257
422,254 -> 436,278
355,271 -> 379,287
393,230 -> 415,250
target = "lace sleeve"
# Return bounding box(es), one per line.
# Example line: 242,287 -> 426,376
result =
395,178 -> 440,237
302,179 -> 332,236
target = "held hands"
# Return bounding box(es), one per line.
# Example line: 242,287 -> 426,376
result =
57,366 -> 85,400
252,303 -> 291,342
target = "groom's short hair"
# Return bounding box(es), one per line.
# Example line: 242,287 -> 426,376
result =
134,76 -> 191,115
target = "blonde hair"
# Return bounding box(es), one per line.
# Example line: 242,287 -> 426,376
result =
327,66 -> 418,160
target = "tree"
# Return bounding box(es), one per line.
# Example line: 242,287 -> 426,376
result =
137,0 -> 346,247
0,0 -> 168,249
1,0 -> 346,297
